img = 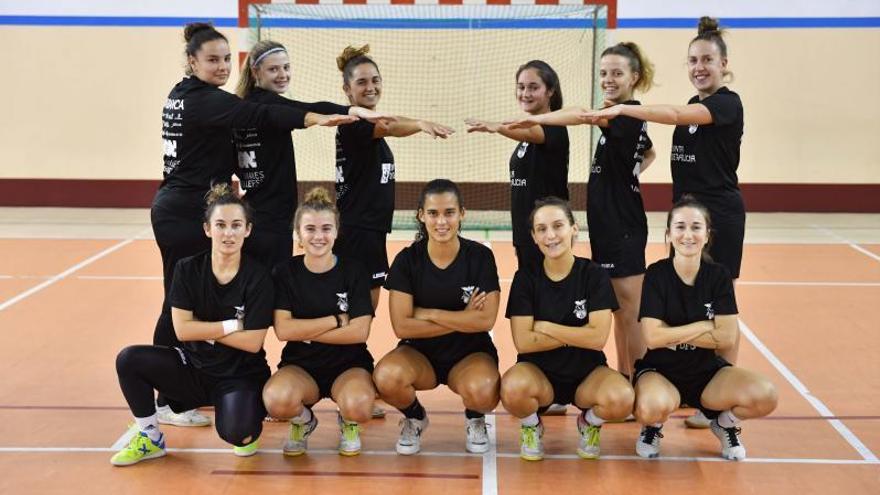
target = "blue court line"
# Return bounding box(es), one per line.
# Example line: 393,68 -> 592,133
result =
1,15 -> 879,29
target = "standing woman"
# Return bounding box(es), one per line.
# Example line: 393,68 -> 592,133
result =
501,197 -> 634,461
262,187 -> 376,457
466,60 -> 570,270
112,184 -> 273,466
334,45 -> 454,311
373,179 -> 501,455
587,17 -> 746,370
153,23 -> 342,426
507,43 -> 656,379
633,196 -> 776,460
234,40 -> 389,268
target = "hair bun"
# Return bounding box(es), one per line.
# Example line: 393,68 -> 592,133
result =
336,44 -> 371,72
184,22 -> 215,42
697,16 -> 720,35
303,186 -> 333,206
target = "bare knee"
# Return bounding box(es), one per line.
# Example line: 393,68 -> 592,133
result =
262,385 -> 303,419
459,375 -> 500,412
745,380 -> 778,417
337,393 -> 373,424
634,396 -> 674,425
373,361 -> 410,396
598,386 -> 635,419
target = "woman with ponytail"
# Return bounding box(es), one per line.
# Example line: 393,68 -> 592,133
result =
112,184 -> 274,465
507,43 -> 656,381
262,187 -> 377,457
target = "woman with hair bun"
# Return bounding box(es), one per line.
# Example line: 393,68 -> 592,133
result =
333,44 -> 455,312
262,187 -> 377,457
112,184 -> 274,465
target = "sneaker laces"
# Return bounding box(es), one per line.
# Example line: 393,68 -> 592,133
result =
641,426 -> 663,446
582,423 -> 601,445
721,426 -> 742,447
520,424 -> 540,449
467,418 -> 488,443
342,422 -> 360,442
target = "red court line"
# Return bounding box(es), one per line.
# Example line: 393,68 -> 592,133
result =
211,469 -> 479,480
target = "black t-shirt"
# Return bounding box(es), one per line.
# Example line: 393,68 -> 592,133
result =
506,257 -> 618,379
588,101 -> 653,241
671,87 -> 745,222
273,255 -> 374,369
639,258 -> 738,377
509,125 -> 570,247
234,88 -> 349,229
161,77 -> 307,201
335,120 -> 395,233
385,237 -> 500,363
169,251 -> 273,379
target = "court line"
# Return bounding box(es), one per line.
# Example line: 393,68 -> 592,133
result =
809,224 -> 880,263
211,469 -> 479,480
482,414 -> 498,495
2,446 -> 877,465
738,318 -> 878,461
0,228 -> 150,312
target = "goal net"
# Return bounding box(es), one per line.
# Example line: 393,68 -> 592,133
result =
246,3 -> 608,232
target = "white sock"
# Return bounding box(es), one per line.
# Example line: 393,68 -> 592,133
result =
717,410 -> 740,428
584,408 -> 605,426
292,406 -> 313,425
651,423 -> 663,429
155,404 -> 171,413
521,413 -> 540,427
135,414 -> 162,442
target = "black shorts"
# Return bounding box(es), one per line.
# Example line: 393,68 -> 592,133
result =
335,226 -> 388,288
518,355 -> 607,408
514,242 -> 544,272
708,220 -> 745,279
399,338 -> 499,386
281,354 -> 374,401
590,231 -> 647,278
633,356 -> 731,419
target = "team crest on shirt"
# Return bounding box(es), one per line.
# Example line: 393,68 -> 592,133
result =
336,292 -> 349,312
704,302 -> 715,320
598,135 -> 606,146
688,124 -> 699,134
461,286 -> 477,304
234,305 -> 245,320
516,142 -> 529,158
573,299 -> 587,320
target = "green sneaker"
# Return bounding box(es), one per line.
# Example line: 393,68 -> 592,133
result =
576,413 -> 602,459
338,413 -> 362,456
283,413 -> 318,456
232,438 -> 260,457
110,430 -> 166,466
519,422 -> 544,461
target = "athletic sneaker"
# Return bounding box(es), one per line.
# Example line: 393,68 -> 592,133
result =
396,416 -> 429,455
576,413 -> 602,459
156,406 -> 211,427
371,404 -> 387,419
338,413 -> 362,456
685,410 -> 712,429
283,413 -> 319,456
710,419 -> 746,460
110,431 -> 166,466
519,422 -> 544,461
635,425 -> 664,458
541,403 -> 568,416
465,416 -> 489,453
232,438 -> 259,457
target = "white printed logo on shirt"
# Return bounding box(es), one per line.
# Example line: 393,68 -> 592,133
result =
516,142 -> 529,158
234,305 -> 245,320
163,139 -> 177,158
704,302 -> 715,320
237,151 -> 257,169
598,135 -> 606,146
688,124 -> 699,134
336,166 -> 345,184
573,299 -> 587,320
461,286 -> 477,304
380,162 -> 395,184
336,292 -> 349,312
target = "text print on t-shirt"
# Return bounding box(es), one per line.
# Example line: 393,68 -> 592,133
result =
510,169 -> 527,187
380,163 -> 395,184
162,98 -> 184,174
671,145 -> 696,165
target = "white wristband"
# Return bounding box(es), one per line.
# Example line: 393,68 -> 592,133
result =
222,319 -> 241,335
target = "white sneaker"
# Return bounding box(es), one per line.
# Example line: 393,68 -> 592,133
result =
396,416 -> 429,455
156,406 -> 211,427
338,413 -> 362,456
371,404 -> 387,419
519,422 -> 544,461
576,412 -> 602,459
465,416 -> 489,453
685,410 -> 712,429
635,425 -> 664,458
541,403 -> 568,416
283,413 -> 319,456
711,419 -> 746,460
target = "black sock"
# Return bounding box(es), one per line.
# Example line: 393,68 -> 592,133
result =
465,409 -> 484,420
399,399 -> 426,420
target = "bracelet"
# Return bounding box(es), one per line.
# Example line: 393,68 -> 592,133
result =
334,314 -> 343,328
222,319 -> 241,336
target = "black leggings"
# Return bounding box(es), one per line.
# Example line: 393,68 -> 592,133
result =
116,345 -> 267,447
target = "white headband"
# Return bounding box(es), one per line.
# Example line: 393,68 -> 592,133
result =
251,47 -> 286,68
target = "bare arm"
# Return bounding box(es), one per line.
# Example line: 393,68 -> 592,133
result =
311,315 -> 372,345
303,112 -> 359,128
374,116 -> 454,139
273,309 -> 338,342
464,118 -> 546,144
588,103 -> 713,126
641,317 -> 715,350
389,290 -> 455,339
532,308 -> 613,351
215,328 -> 268,353
684,314 -> 738,350
510,315 -> 565,353
413,290 -> 499,334
640,147 -> 657,173
504,106 -> 610,129
171,307 -> 236,341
